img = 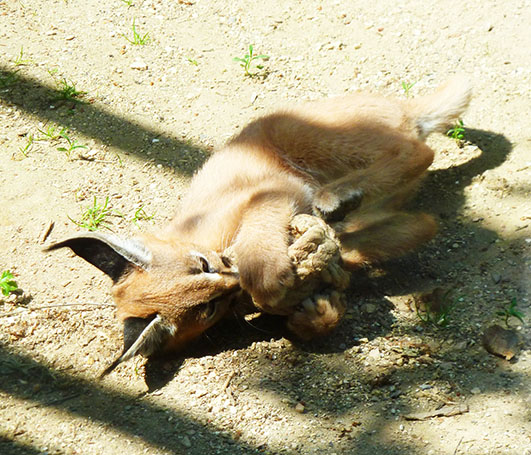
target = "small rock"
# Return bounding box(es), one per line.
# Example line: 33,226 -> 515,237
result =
295,402 -> 305,413
130,59 -> 148,70
78,149 -> 98,161
470,387 -> 481,394
362,303 -> 377,314
181,436 -> 192,448
491,273 -> 501,284
413,287 -> 449,314
367,348 -> 381,361
482,325 -> 521,360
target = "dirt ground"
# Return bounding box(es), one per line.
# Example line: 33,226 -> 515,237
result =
1,0 -> 530,454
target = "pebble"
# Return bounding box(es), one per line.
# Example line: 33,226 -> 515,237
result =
482,325 -> 521,360
295,402 -> 305,413
181,436 -> 192,448
130,59 -> 148,70
471,387 -> 481,394
362,303 -> 377,314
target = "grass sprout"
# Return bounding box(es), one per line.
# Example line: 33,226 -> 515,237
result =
123,18 -> 150,45
131,205 -> 155,225
0,271 -> 19,297
69,196 -> 122,231
18,134 -> 34,157
401,81 -> 416,97
415,289 -> 457,327
233,45 -> 269,77
0,69 -> 20,88
13,46 -> 33,66
447,119 -> 465,142
497,298 -> 525,327
57,131 -> 88,159
37,124 -> 67,142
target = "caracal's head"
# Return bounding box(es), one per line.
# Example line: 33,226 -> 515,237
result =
46,233 -> 240,375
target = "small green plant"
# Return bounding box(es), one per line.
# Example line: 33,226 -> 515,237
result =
497,298 -> 525,327
401,81 -> 416,97
0,270 -> 19,297
13,46 -> 32,66
415,289 -> 456,327
121,0 -> 134,6
0,69 -> 19,88
69,196 -> 122,231
57,131 -> 88,159
37,124 -> 67,141
447,119 -> 465,142
186,57 -> 198,66
416,302 -> 455,327
131,205 -> 155,225
233,45 -> 269,77
18,133 -> 34,157
123,18 -> 150,45
53,78 -> 86,102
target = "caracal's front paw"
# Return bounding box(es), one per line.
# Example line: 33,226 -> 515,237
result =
241,255 -> 295,315
286,290 -> 346,340
313,187 -> 363,222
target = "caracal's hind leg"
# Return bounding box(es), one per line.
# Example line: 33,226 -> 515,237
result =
333,210 -> 437,267
312,139 -> 434,220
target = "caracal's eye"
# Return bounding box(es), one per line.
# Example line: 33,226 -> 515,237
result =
201,301 -> 217,321
199,255 -> 211,273
220,255 -> 232,268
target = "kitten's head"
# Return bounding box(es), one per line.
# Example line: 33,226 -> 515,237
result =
46,233 -> 240,375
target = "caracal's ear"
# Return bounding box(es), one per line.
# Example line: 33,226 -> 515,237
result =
100,315 -> 176,377
44,233 -> 151,282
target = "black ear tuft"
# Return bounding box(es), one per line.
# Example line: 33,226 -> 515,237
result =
45,233 -> 151,282
100,315 -> 176,377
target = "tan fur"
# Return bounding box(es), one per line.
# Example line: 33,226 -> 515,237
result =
147,76 -> 470,311
80,76 -> 472,349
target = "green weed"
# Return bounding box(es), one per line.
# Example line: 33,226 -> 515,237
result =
37,124 -> 67,142
57,131 -> 88,159
0,69 -> 19,88
18,133 -> 34,157
497,298 -> 525,327
69,196 -> 122,231
121,0 -> 134,6
53,78 -> 86,102
401,81 -> 416,98
0,270 -> 19,297
123,18 -> 150,45
447,119 -> 465,142
186,57 -> 199,66
233,45 -> 269,77
415,289 -> 457,327
131,205 -> 155,225
13,46 -> 32,66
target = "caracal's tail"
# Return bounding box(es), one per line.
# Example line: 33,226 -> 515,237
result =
409,75 -> 472,140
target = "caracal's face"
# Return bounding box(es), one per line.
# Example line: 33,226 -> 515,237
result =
46,235 -> 241,372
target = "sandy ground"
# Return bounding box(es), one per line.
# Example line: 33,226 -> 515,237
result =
1,0 -> 530,454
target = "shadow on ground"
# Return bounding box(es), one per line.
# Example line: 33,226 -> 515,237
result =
2,65 -> 528,455
0,65 -> 208,175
